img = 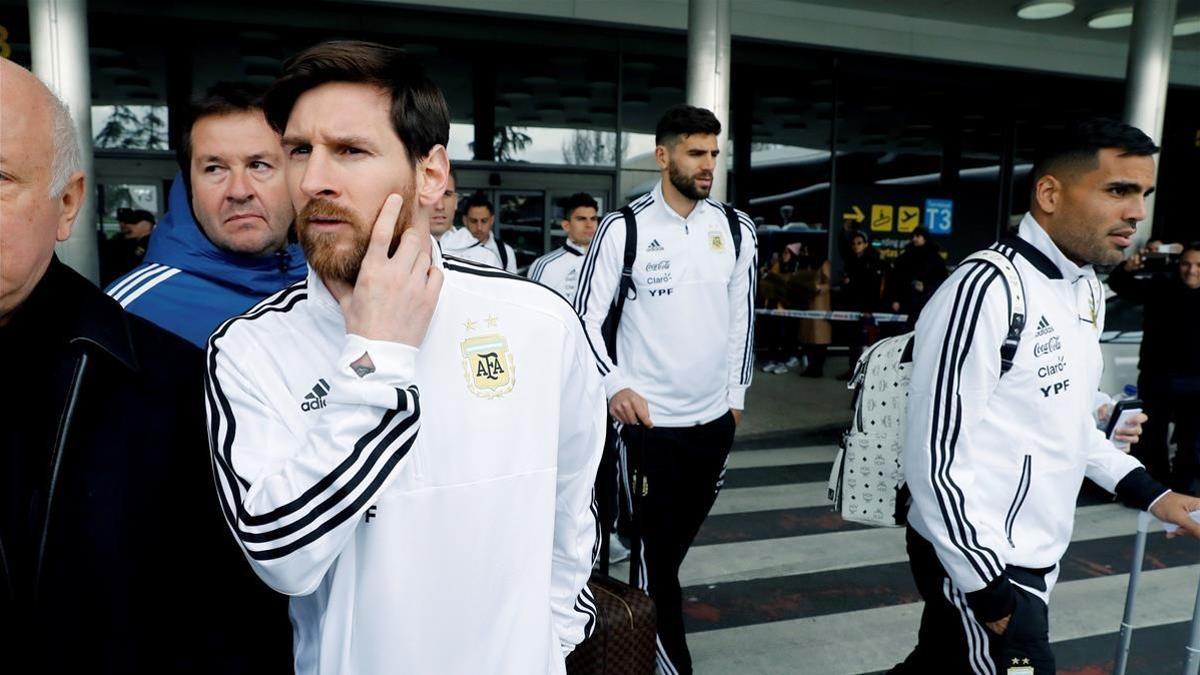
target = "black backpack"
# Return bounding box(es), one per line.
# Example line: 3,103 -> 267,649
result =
495,235 -> 509,270
600,202 -> 742,362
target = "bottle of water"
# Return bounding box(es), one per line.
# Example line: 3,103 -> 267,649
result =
1114,384 -> 1138,404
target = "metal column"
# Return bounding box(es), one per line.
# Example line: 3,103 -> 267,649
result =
686,0 -> 731,203
1123,0 -> 1177,251
29,0 -> 97,283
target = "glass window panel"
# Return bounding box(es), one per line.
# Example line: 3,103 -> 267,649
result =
495,190 -> 546,270
494,47 -> 618,165
91,105 -> 170,150
99,183 -> 160,235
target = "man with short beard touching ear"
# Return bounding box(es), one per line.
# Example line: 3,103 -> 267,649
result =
205,41 -> 606,675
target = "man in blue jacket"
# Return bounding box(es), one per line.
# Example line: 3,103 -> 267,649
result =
107,83 -> 305,347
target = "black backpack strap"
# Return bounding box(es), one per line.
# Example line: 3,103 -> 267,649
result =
612,206 -> 638,326
600,207 -> 638,362
722,203 -> 742,261
496,236 -> 509,270
961,247 -> 1027,375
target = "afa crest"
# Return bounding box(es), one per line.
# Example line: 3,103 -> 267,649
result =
460,334 -> 516,398
708,230 -> 725,252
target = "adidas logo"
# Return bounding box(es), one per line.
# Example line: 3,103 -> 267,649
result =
301,378 -> 331,412
646,239 -> 664,253
1035,315 -> 1054,337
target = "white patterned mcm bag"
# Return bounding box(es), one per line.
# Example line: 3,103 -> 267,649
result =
828,248 -> 1026,527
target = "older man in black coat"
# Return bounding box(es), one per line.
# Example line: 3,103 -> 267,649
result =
0,59 -> 289,672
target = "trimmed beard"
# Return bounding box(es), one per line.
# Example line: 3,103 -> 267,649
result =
297,188 -> 414,285
668,161 -> 712,201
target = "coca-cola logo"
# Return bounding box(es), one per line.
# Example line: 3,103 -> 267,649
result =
1033,336 -> 1061,358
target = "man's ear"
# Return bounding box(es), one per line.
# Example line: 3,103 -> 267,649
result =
55,171 -> 86,242
416,145 -> 450,209
654,144 -> 670,171
1034,174 -> 1062,215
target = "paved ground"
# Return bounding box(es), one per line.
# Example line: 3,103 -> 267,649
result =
623,364 -> 1200,674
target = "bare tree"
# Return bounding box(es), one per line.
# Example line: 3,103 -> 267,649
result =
562,130 -> 623,166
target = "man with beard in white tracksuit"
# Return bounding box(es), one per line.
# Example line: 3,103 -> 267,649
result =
205,41 -> 606,675
892,118 -> 1200,675
575,105 -> 757,675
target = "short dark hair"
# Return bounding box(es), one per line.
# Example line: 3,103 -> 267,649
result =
1185,242 -> 1200,255
655,105 -> 721,146
263,40 -> 449,166
561,192 -> 598,218
116,207 -> 155,225
464,190 -> 493,215
849,230 -> 869,244
1031,118 -> 1160,185
178,81 -> 268,174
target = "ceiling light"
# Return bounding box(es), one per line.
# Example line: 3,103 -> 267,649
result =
1087,7 -> 1133,29
1175,16 -> 1200,36
1016,1 -> 1075,20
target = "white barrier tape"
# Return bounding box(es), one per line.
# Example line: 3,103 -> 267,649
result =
755,308 -> 910,323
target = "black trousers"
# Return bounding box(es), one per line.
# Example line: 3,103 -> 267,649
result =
889,528 -> 1055,675
760,314 -> 798,362
596,423 -> 628,538
621,411 -> 736,675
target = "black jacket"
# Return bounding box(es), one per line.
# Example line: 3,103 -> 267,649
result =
887,242 -> 948,313
1107,262 -> 1200,377
842,248 -> 885,312
0,258 -> 290,673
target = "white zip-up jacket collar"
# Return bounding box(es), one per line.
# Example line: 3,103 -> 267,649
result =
528,241 -> 586,300
575,180 -> 757,426
205,240 -> 605,674
447,230 -> 518,274
903,213 -> 1167,622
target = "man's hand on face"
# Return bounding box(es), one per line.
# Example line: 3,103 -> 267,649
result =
609,388 -> 653,428
341,193 -> 443,348
1151,492 -> 1200,540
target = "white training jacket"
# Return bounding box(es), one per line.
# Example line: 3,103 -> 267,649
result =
528,241 -> 586,300
204,241 -> 605,675
574,181 -> 757,427
904,213 -> 1167,620
443,229 -> 517,274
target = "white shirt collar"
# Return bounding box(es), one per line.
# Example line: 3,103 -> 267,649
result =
1018,212 -> 1090,281
652,179 -> 708,223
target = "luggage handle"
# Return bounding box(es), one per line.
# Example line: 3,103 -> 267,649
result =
627,425 -> 646,590
592,583 -> 636,632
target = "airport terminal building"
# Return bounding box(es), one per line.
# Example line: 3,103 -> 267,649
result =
3,0 -> 1198,272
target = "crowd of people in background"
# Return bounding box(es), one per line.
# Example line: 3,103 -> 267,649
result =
756,222 -> 949,380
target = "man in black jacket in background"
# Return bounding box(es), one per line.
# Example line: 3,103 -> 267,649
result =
0,58 -> 289,673
1108,241 -> 1200,493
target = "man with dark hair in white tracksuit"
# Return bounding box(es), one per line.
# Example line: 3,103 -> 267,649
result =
576,104 -> 756,675
207,41 -> 604,675
892,118 -> 1200,675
